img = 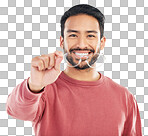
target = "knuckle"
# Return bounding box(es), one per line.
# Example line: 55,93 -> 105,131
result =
44,56 -> 49,62
50,64 -> 54,67
49,59 -> 54,66
49,57 -> 54,63
49,53 -> 55,57
38,59 -> 43,66
31,56 -> 37,62
41,55 -> 49,62
31,57 -> 40,66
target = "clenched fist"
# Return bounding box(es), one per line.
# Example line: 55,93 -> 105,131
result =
28,51 -> 63,93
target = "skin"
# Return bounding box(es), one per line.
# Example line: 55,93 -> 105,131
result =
60,14 -> 106,81
28,14 -> 106,93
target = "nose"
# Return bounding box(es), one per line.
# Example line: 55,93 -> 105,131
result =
77,36 -> 87,48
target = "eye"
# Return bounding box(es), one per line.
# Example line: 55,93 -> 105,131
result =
69,34 -> 77,37
88,35 -> 95,38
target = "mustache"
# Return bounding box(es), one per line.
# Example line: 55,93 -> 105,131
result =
69,48 -> 95,53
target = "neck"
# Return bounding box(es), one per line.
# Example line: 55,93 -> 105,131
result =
64,66 -> 100,81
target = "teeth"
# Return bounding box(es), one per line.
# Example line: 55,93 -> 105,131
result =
75,52 -> 88,56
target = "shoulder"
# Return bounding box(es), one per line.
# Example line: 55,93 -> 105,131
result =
102,74 -> 134,98
102,75 -> 137,114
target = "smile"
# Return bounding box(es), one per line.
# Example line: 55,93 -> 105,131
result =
75,52 -> 89,56
73,52 -> 91,59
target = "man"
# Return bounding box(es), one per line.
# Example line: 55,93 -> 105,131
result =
6,4 -> 142,136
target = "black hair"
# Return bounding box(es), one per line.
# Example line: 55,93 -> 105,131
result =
60,4 -> 105,39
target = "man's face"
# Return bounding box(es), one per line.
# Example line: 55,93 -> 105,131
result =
60,14 -> 105,69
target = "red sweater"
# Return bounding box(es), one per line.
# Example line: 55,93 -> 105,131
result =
6,72 -> 142,136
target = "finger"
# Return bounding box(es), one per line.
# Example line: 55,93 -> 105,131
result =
31,57 -> 44,71
48,53 -> 55,69
54,52 -> 63,71
39,57 -> 47,70
39,55 -> 49,70
36,58 -> 44,71
54,51 -> 63,58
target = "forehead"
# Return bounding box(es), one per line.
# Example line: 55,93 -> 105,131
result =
64,14 -> 100,32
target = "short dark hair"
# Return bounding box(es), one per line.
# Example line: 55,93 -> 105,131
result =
60,4 -> 105,39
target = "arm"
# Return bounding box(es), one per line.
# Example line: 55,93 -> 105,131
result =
6,78 -> 46,122
123,94 -> 142,136
6,51 -> 63,122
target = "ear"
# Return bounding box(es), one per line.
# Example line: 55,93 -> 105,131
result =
100,36 -> 106,50
60,36 -> 64,49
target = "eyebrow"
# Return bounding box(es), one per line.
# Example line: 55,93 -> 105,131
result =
67,29 -> 98,34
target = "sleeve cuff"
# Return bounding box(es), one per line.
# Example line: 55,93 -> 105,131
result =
23,77 -> 45,100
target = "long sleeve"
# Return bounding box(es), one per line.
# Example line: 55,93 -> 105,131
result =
6,78 -> 46,123
123,94 -> 142,136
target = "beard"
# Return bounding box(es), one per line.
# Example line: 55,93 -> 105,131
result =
63,46 -> 99,70
67,55 -> 90,70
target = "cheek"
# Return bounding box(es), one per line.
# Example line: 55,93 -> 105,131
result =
90,40 -> 99,47
64,37 -> 100,51
91,40 -> 100,50
64,37 -> 76,50
96,43 -> 101,53
63,38 -> 74,52
66,37 -> 78,45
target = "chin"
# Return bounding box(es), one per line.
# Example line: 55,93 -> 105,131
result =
74,64 -> 90,70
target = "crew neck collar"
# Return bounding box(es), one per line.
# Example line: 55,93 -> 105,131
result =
59,71 -> 104,87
